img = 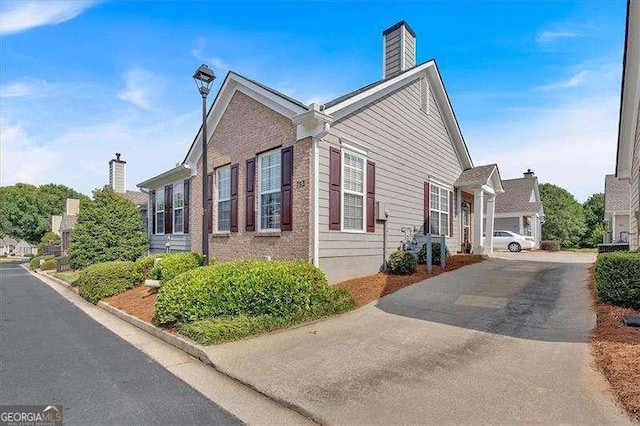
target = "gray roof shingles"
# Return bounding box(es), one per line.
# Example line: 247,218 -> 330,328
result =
59,214 -> 77,232
123,190 -> 148,207
604,174 -> 630,212
495,177 -> 542,214
454,164 -> 497,187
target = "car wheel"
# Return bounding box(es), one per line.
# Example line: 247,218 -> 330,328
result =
508,242 -> 521,252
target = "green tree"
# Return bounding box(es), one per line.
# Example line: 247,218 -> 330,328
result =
67,187 -> 148,270
581,193 -> 606,247
38,232 -> 62,253
540,183 -> 587,248
0,183 -> 88,243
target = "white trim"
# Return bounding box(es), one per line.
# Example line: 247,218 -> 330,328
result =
429,182 -> 451,237
340,149 -> 367,233
155,187 -> 165,235
313,138 -> 320,266
257,149 -> 282,232
137,165 -> 191,190
340,138 -> 368,156
172,180 -> 185,235
428,175 -> 453,190
184,73 -> 307,168
215,165 -> 231,233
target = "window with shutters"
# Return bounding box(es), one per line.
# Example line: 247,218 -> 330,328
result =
216,166 -> 231,232
173,182 -> 184,234
155,187 -> 165,235
429,183 -> 450,236
258,149 -> 281,231
342,150 -> 366,232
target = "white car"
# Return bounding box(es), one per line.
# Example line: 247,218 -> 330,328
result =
492,230 -> 536,252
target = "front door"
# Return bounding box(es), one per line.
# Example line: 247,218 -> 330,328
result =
462,202 -> 471,250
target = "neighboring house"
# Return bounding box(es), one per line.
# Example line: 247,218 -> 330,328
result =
493,169 -> 545,247
109,153 -> 149,233
58,198 -> 80,255
615,0 -> 640,250
604,174 -> 631,243
138,21 -> 504,282
0,237 -> 37,256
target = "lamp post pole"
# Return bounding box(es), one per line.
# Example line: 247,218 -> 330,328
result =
193,64 -> 215,266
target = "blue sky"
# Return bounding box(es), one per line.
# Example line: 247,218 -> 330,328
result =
0,0 -> 627,201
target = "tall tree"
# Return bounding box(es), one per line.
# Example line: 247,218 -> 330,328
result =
539,183 -> 587,248
67,187 -> 148,270
0,183 -> 88,243
582,193 -> 606,247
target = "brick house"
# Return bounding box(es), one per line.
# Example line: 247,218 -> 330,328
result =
615,0 -> 640,250
138,21 -> 504,282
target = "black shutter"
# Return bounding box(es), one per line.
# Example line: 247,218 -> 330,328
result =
424,182 -> 430,235
245,158 -> 256,231
183,180 -> 190,234
329,147 -> 341,230
366,161 -> 375,232
207,173 -> 213,234
230,163 -> 239,232
165,184 -> 173,234
280,146 -> 293,231
151,190 -> 156,234
449,191 -> 454,237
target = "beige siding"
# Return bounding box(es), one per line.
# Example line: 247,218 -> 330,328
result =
631,100 -> 640,249
404,27 -> 415,69
384,28 -> 402,78
318,77 -> 464,283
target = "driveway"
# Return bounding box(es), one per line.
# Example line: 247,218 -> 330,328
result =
204,251 -> 633,424
0,262 -> 240,425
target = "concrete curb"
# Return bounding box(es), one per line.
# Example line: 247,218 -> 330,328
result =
22,264 -> 321,424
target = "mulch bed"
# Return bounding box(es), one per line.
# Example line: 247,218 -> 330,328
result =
335,255 -> 485,308
589,266 -> 640,420
104,286 -> 158,324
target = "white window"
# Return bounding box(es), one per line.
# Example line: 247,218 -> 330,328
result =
429,183 -> 450,236
258,150 -> 281,231
173,183 -> 184,234
216,166 -> 231,232
342,150 -> 366,232
155,187 -> 165,234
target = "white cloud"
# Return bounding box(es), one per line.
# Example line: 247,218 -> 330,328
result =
117,67 -> 157,110
191,37 -> 229,72
0,1 -> 98,36
538,70 -> 590,90
1,80 -> 53,98
536,30 -> 580,44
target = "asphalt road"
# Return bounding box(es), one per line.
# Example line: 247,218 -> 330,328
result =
0,261 -> 240,425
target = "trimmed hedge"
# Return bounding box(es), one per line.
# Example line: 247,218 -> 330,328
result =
417,242 -> 450,265
135,253 -> 167,278
386,250 -> 417,275
540,240 -> 561,252
77,261 -> 143,304
594,252 -> 640,309
150,252 -> 203,283
155,260 -> 354,325
29,254 -> 55,270
40,259 -> 57,271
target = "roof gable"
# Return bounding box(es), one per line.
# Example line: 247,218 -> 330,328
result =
495,177 -> 543,214
322,60 -> 474,170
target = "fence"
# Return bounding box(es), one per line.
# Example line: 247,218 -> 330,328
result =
597,243 -> 630,254
44,244 -> 62,257
56,256 -> 70,272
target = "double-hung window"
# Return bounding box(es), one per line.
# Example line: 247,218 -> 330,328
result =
155,187 -> 165,234
429,184 -> 450,236
216,166 -> 231,232
173,183 -> 184,233
258,150 -> 281,231
342,151 -> 366,231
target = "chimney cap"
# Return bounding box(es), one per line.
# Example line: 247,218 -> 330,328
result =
382,20 -> 416,38
523,169 -> 535,177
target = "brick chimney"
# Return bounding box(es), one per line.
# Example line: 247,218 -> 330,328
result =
383,20 -> 416,79
109,152 -> 126,193
523,169 -> 535,178
66,198 -> 80,216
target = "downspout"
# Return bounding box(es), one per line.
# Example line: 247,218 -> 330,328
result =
313,123 -> 331,267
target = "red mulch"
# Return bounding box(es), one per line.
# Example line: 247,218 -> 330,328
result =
104,286 -> 158,323
335,255 -> 485,308
589,266 -> 640,420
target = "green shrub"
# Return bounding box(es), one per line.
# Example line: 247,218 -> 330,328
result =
386,250 -> 417,275
540,240 -> 561,251
416,242 -> 450,265
594,252 -> 640,309
155,260 -> 354,325
178,315 -> 293,345
40,259 -> 57,271
151,252 -> 203,282
24,253 -> 35,258
38,231 -> 61,254
135,253 -> 167,278
29,254 -> 55,270
77,261 -> 143,304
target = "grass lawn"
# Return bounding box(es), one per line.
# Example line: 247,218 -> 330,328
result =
50,271 -> 80,285
564,247 -> 597,253
589,267 -> 640,420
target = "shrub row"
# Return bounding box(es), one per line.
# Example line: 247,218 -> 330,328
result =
77,261 -> 143,304
29,254 -> 55,270
134,253 -> 167,278
40,259 -> 57,271
386,250 -> 417,275
151,252 -> 203,282
594,252 -> 640,309
154,260 -> 354,325
540,240 -> 561,252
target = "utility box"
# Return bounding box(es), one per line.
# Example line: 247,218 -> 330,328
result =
376,201 -> 388,221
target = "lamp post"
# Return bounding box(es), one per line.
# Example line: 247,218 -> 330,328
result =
193,64 -> 216,265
